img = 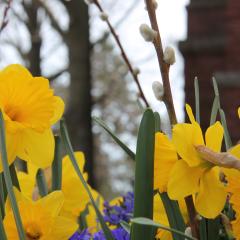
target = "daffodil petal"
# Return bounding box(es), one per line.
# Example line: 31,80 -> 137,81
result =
51,96 -> 65,124
229,144 -> 240,159
17,129 -> 54,168
205,121 -> 223,152
62,151 -> 85,177
195,167 -> 227,218
154,132 -> 178,192
186,104 -> 196,124
172,123 -> 204,166
39,191 -> 64,217
168,160 -> 202,199
0,132 -> 19,172
49,216 -> 78,240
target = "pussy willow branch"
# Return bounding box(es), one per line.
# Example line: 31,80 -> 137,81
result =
145,0 -> 199,238
92,0 -> 150,108
0,0 -> 12,35
145,0 -> 176,124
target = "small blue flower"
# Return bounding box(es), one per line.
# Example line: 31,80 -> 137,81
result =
103,192 -> 134,226
69,229 -> 91,240
93,228 -> 130,240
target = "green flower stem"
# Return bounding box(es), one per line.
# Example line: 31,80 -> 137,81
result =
36,169 -> 48,197
0,111 -> 26,239
52,136 -> 62,191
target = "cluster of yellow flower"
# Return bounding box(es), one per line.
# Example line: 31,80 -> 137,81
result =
154,103 -> 240,239
0,64 -> 101,239
0,64 -> 240,240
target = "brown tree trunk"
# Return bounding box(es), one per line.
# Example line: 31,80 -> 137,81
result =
24,1 -> 41,76
62,2 -> 94,186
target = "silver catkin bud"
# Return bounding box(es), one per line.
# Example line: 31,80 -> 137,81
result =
139,24 -> 157,42
163,46 -> 176,65
152,81 -> 164,101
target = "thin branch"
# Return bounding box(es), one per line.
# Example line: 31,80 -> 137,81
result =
0,0 -> 12,36
92,0 -> 140,46
145,0 -> 176,124
47,68 -> 68,82
37,0 -> 65,36
91,0 -> 149,108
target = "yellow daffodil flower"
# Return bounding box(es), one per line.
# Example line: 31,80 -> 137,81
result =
4,191 -> 78,240
60,152 -> 104,220
0,64 -> 64,170
154,132 -> 178,193
168,104 -> 227,218
17,151 -> 103,224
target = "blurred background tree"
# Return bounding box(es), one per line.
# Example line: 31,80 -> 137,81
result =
0,0 -> 141,198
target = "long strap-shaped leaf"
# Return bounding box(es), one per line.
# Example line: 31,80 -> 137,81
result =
52,136 -> 62,191
0,111 -> 26,239
93,117 -> 135,160
131,109 -> 155,240
36,169 -> 48,197
160,192 -> 186,240
131,217 -> 197,240
0,206 -> 6,240
60,119 -> 114,240
194,77 -> 200,124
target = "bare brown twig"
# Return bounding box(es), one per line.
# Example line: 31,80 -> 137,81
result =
145,0 -> 176,124
92,0 -> 150,108
0,0 -> 12,36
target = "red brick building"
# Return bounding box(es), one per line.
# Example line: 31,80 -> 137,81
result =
180,0 -> 240,143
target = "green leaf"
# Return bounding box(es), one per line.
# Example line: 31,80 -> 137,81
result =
36,169 -> 48,197
93,117 -> 135,160
210,96 -> 220,125
160,192 -> 186,240
207,218 -> 221,240
212,77 -> 220,97
52,136 -> 62,191
9,163 -> 20,190
0,174 -> 6,218
199,218 -> 207,240
60,119 -> 114,240
0,111 -> 26,240
120,221 -> 131,234
0,209 -> 7,240
131,109 -> 155,240
194,77 -> 200,124
210,78 -> 221,125
131,217 -> 197,240
154,112 -> 161,132
219,109 -> 232,150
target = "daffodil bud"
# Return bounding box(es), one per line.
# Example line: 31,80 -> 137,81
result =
139,24 -> 157,42
100,12 -> 108,21
152,81 -> 164,101
133,67 -> 140,76
163,46 -> 176,65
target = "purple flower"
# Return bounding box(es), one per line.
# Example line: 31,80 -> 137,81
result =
103,192 -> 134,226
93,228 -> 130,240
69,229 -> 91,240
